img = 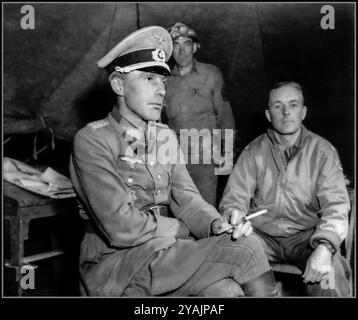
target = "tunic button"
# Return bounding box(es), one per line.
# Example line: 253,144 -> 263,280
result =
156,190 -> 161,195
129,163 -> 135,169
149,161 -> 155,166
127,178 -> 133,184
157,174 -> 161,180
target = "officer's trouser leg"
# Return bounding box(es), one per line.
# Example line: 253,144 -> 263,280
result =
171,234 -> 278,297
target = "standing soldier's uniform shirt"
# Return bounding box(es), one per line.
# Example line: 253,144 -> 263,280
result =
165,59 -> 234,134
164,60 -> 235,206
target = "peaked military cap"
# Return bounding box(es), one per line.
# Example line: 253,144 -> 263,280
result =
97,26 -> 173,75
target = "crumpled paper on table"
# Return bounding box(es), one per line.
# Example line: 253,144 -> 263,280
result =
3,157 -> 76,199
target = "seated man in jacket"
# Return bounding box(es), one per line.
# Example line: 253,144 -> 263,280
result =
69,25 -> 278,297
220,81 -> 351,296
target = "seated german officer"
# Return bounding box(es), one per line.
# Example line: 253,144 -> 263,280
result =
220,81 -> 351,296
69,26 -> 278,297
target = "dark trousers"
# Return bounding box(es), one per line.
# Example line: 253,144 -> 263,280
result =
186,163 -> 217,207
253,228 -> 352,296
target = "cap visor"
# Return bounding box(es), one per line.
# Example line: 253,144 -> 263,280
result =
126,61 -> 171,75
138,66 -> 171,76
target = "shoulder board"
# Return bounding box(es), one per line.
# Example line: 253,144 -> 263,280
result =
88,119 -> 109,130
155,122 -> 169,128
120,156 -> 144,165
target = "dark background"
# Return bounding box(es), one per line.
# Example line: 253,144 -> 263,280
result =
2,1 -> 355,298
3,3 -> 354,180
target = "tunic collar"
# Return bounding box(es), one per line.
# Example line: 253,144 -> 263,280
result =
110,105 -> 147,130
108,105 -> 156,155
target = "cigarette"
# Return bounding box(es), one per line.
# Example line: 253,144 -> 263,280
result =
218,209 -> 268,234
245,209 -> 267,220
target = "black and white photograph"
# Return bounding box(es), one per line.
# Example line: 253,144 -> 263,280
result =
2,1 -> 355,310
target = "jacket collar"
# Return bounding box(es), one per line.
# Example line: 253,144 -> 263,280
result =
267,125 -> 310,150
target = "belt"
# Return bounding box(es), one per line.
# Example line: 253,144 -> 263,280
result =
147,204 -> 169,217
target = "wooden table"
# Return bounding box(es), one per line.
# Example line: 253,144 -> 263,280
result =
4,180 -> 77,296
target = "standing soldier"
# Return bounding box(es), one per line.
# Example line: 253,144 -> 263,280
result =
164,22 -> 236,206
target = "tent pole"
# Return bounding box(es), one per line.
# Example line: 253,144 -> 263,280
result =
136,3 -> 141,29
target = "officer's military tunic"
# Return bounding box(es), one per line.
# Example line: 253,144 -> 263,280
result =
70,106 -> 235,296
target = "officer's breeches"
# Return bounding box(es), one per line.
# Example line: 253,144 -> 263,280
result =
122,234 -> 277,297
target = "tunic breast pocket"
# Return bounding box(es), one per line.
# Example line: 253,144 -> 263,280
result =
189,87 -> 213,112
116,156 -> 154,191
154,165 -> 172,190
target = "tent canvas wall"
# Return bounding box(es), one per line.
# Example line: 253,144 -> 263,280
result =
3,2 -> 355,179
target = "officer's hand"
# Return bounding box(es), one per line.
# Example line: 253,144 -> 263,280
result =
211,216 -> 233,235
211,210 -> 253,239
228,209 -> 253,239
302,245 -> 332,284
231,219 -> 253,239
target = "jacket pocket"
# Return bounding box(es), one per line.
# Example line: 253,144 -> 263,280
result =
116,156 -> 154,191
